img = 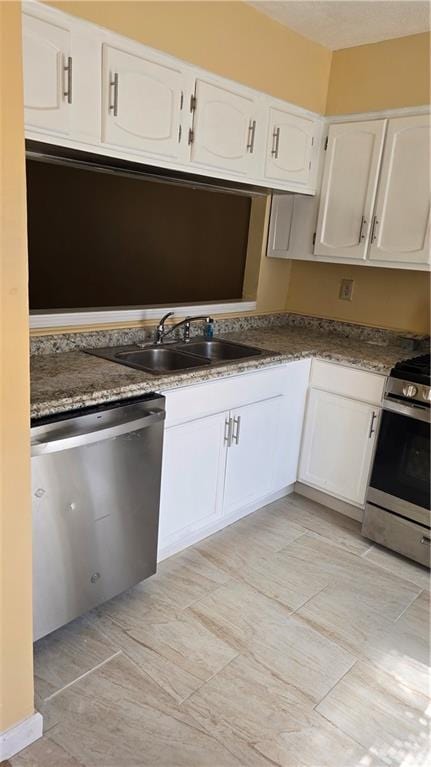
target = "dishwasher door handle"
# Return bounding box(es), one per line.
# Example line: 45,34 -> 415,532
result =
31,409 -> 165,456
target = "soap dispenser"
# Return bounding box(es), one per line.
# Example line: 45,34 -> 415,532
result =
204,317 -> 214,340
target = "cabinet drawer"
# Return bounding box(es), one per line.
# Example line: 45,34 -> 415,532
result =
162,362 -> 309,428
363,504 -> 431,568
311,360 -> 385,405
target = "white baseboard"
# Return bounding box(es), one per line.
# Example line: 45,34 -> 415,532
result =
294,482 -> 364,523
157,484 -> 295,561
0,712 -> 43,761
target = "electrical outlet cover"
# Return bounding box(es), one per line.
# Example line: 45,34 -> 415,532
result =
339,279 -> 354,301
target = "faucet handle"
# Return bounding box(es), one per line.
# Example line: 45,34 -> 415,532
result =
183,317 -> 192,343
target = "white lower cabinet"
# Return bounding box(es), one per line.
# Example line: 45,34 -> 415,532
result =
298,388 -> 379,506
158,394 -> 285,556
158,362 -> 309,557
158,358 -> 380,558
158,411 -> 227,548
223,396 -> 283,515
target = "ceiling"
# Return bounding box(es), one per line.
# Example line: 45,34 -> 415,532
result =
247,1 -> 431,50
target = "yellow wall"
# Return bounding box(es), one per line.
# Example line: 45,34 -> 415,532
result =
286,30 -> 431,335
326,32 -> 431,115
243,197 -> 292,311
50,1 -> 331,113
286,263 -> 430,334
0,1 -> 34,732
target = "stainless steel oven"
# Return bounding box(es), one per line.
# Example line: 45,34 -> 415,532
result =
363,354 -> 430,567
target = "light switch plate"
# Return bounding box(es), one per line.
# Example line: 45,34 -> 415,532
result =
339,279 -> 354,301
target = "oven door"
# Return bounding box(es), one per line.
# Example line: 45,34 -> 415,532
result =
368,400 -> 430,524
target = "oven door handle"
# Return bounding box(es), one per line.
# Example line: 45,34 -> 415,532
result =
383,399 -> 430,424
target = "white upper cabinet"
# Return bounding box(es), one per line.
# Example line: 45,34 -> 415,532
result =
101,44 -> 190,161
267,193 -> 319,260
189,79 -> 261,176
265,105 -> 318,187
314,120 -> 387,260
24,2 -> 429,230
22,12 -> 72,136
266,195 -> 295,258
368,114 -> 431,266
21,4 -> 322,192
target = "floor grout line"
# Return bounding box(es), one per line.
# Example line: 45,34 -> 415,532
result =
315,707 -> 371,755
177,651 -> 241,706
180,576 -> 238,612
358,545 -> 429,589
313,658 -> 358,712
42,650 -> 122,703
360,544 -> 375,558
289,583 -> 329,615
393,588 -> 425,624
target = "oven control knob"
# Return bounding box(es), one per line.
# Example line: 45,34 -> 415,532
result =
423,388 -> 431,402
403,384 -> 418,398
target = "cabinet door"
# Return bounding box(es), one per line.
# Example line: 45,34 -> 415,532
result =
158,412 -> 227,552
267,194 -> 319,260
190,79 -> 260,175
368,115 -> 430,266
223,396 -> 283,515
314,120 -> 386,260
266,194 -> 295,259
22,12 -> 72,136
299,389 -> 378,506
265,108 -> 317,186
102,44 -> 188,161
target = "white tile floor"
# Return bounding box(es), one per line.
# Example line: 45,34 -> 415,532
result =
9,493 -> 431,767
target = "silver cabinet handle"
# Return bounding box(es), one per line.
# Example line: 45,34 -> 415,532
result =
246,120 -> 256,153
224,417 -> 233,447
368,411 -> 377,438
421,536 -> 430,545
359,215 -> 368,243
63,55 -> 72,104
109,72 -> 119,116
370,215 -> 379,243
232,415 -> 241,445
271,127 -> 280,158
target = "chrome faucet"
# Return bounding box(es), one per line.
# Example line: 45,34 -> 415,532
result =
154,312 -> 175,344
154,312 -> 213,345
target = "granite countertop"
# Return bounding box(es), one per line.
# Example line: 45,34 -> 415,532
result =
30,325 -> 416,418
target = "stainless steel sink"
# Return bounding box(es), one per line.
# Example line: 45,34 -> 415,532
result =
113,346 -> 211,373
85,337 -> 270,374
175,338 -> 265,361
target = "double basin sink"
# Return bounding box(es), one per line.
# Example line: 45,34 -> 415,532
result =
87,337 -> 269,375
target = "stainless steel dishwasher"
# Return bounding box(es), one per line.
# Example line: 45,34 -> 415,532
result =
31,394 -> 165,641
